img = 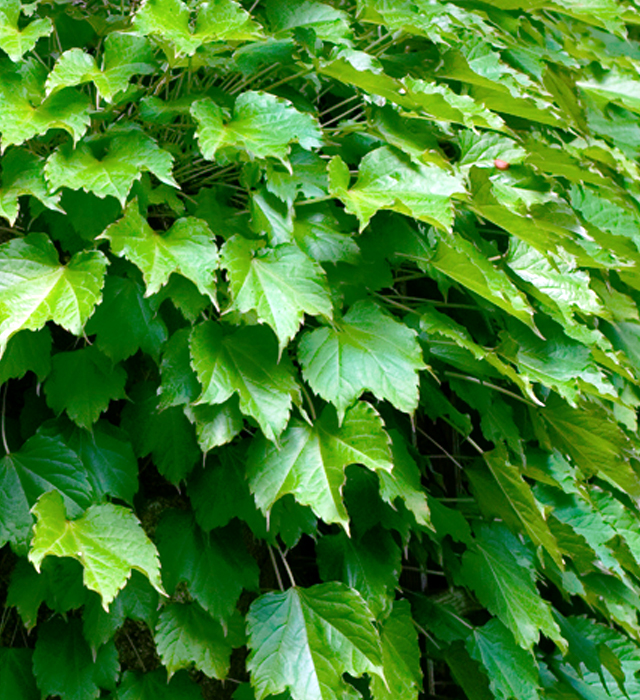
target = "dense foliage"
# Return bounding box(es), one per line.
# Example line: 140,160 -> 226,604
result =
3,0 -> 640,698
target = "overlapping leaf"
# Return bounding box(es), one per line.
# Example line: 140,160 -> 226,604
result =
0,234 -> 107,354
247,402 -> 393,529
29,490 -> 165,609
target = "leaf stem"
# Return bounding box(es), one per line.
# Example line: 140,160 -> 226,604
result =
442,371 -> 539,408
1,383 -> 9,455
417,427 -> 466,471
300,383 -> 317,422
268,544 -> 285,591
277,545 -> 297,588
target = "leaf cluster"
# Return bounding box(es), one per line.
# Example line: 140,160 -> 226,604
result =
2,0 -> 640,699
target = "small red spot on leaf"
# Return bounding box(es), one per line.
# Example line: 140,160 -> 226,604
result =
494,159 -> 510,170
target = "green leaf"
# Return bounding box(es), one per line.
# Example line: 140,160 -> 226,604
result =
0,148 -> 62,224
45,126 -> 177,206
120,382 -> 200,485
184,399 -> 245,451
117,669 -> 203,700
82,571 -> 159,651
44,346 -> 127,429
458,523 -> 564,650
0,58 -> 90,149
133,0 -> 261,55
190,321 -> 300,442
246,582 -> 384,700
155,602 -> 233,679
7,557 -> 87,628
371,600 -> 423,700
478,445 -> 563,567
466,619 -> 542,700
266,0 -> 352,43
293,208 -> 360,264
298,300 -> 425,419
221,235 -> 332,350
411,228 -> 538,331
193,0 -> 263,42
156,509 -> 259,622
0,327 -> 51,384
506,239 -> 603,320
99,203 -> 219,302
541,395 -> 640,498
39,417 -> 139,505
317,527 -> 401,617
0,432 -> 92,552
158,327 -> 201,409
191,91 -> 322,164
247,401 -> 392,530
377,430 -> 431,528
46,33 -> 156,102
329,147 -> 466,231
0,648 -> 39,700
28,489 -> 165,609
33,618 -> 119,700
0,0 -> 52,62
0,232 -> 107,354
187,446 -> 267,534
86,274 -> 168,363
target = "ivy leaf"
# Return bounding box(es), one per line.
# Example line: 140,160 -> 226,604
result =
33,618 -> 119,700
378,430 -> 431,528
44,346 -> 127,429
371,600 -> 423,700
99,203 -> 218,302
0,432 -> 92,553
266,0 -> 352,43
187,446 -> 267,535
0,327 -> 51,384
156,510 -> 259,622
82,571 -> 159,652
185,400 -> 245,452
0,233 -> 108,354
0,0 -> 52,62
133,0 -> 201,55
39,417 -> 139,505
466,619 -> 542,700
506,239 -> 603,320
0,58 -> 90,149
85,275 -> 168,363
221,235 -> 332,350
329,147 -> 466,231
478,445 -> 563,567
246,582 -> 384,700
298,300 -> 425,420
412,228 -> 538,331
0,648 -> 39,700
458,523 -> 564,651
120,382 -> 200,485
193,0 -> 263,43
247,402 -> 393,530
158,327 -> 201,409
155,603 -> 233,679
118,669 -> 203,700
45,126 -> 177,206
45,33 -> 156,102
133,0 -> 261,55
28,490 -> 165,610
541,395 -> 640,498
191,91 -> 322,165
0,148 -> 62,224
317,527 -> 401,617
190,321 -> 300,442
7,557 -> 87,629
